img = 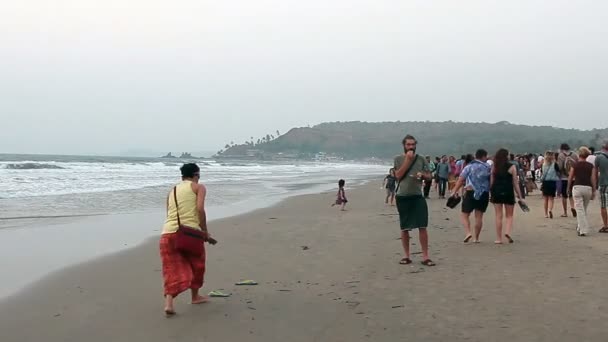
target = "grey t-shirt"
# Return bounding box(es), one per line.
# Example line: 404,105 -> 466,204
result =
394,155 -> 429,196
436,162 -> 451,179
595,152 -> 608,186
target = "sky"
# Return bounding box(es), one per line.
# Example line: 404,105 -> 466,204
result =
1,0 -> 607,155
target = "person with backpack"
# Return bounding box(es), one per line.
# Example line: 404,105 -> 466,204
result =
558,143 -> 578,217
596,141 -> 608,233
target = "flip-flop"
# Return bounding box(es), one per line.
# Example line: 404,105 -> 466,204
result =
235,280 -> 258,286
549,211 -> 553,219
164,309 -> 176,317
209,290 -> 231,298
571,208 -> 577,217
399,258 -> 412,265
421,259 -> 436,267
463,235 -> 473,243
505,234 -> 514,244
599,227 -> 608,233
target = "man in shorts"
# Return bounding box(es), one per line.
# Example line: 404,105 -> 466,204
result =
596,141 -> 608,232
451,149 -> 491,243
558,143 -> 578,217
394,135 -> 435,266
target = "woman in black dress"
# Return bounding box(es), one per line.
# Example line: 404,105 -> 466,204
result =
490,149 -> 526,244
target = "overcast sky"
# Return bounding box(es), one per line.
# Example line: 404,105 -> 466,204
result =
1,0 -> 607,155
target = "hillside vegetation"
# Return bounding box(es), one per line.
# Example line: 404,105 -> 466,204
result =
219,121 -> 606,159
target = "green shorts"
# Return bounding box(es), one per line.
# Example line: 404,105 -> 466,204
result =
396,195 -> 429,230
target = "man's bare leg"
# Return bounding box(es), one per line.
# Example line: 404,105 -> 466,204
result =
602,208 -> 608,228
474,210 -> 484,242
419,228 -> 429,260
562,197 -> 568,216
191,288 -> 209,304
401,230 -> 411,259
461,212 -> 472,239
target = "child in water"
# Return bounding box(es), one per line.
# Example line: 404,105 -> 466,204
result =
331,179 -> 348,211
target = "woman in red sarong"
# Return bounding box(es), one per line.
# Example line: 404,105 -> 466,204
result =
160,163 -> 211,316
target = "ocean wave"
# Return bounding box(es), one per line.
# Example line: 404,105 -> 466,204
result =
3,163 -> 65,170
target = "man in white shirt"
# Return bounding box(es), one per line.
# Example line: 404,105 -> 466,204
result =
587,147 -> 596,165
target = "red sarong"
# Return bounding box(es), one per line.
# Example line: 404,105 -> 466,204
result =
159,233 -> 206,297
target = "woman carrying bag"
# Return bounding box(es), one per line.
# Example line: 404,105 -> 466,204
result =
160,163 -> 215,316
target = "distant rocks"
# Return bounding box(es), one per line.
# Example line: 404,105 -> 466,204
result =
160,152 -> 197,159
179,152 -> 194,158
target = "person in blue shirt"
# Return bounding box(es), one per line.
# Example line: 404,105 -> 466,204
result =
450,149 -> 491,243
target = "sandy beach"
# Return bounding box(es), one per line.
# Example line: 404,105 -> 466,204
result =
1,181 -> 607,342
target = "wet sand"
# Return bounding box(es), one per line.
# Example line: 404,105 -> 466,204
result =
1,182 -> 607,342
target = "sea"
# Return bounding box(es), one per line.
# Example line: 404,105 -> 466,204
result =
0,154 -> 388,229
0,154 -> 388,297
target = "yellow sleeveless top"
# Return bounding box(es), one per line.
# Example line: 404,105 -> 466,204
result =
162,180 -> 201,234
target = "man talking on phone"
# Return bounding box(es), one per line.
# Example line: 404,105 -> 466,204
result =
393,135 -> 435,266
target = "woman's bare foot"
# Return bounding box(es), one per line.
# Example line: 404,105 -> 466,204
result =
164,295 -> 176,317
494,240 -> 503,244
191,295 -> 210,305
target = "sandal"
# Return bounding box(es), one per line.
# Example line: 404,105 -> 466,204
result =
549,211 -> 553,219
463,235 -> 473,243
421,259 -> 436,267
505,234 -> 514,244
399,258 -> 412,265
599,227 -> 608,233
209,290 -> 231,298
235,280 -> 258,286
571,208 -> 577,218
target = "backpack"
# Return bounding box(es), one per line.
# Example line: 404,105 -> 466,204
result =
559,152 -> 577,176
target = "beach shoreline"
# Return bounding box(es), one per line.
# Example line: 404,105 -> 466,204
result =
2,182 -> 608,342
0,176 -> 367,299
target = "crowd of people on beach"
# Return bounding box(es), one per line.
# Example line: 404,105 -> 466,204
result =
383,137 -> 607,267
155,136 -> 607,316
